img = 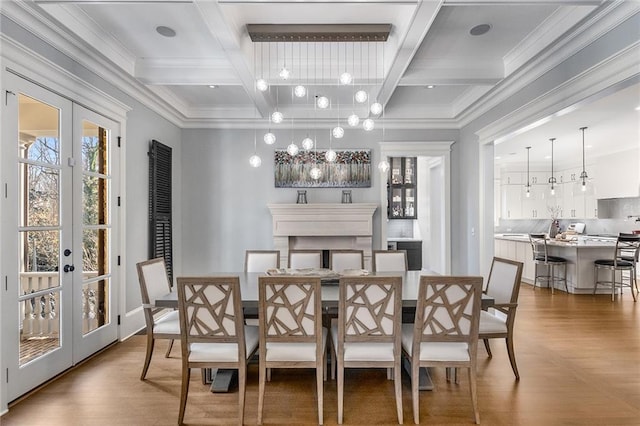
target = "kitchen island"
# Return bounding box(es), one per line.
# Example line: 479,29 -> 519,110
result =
495,234 -> 624,294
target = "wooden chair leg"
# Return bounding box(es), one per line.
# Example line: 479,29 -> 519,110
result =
394,361 -> 403,424
257,362 -> 266,425
506,336 -> 520,380
238,365 -> 246,426
483,339 -> 492,357
317,362 -> 324,425
468,367 -> 480,424
165,339 -> 174,358
612,269 -> 616,301
140,335 -> 155,380
337,361 -> 344,424
178,367 -> 190,425
412,360 -> 420,424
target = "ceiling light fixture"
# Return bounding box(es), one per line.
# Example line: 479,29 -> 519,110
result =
370,41 -> 382,116
469,24 -> 491,36
524,146 -> 532,198
156,26 -> 176,38
575,126 -> 594,195
548,137 -> 557,196
378,40 -> 389,174
250,49 -> 261,168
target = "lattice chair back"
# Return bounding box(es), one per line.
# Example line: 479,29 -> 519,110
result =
339,276 -> 402,344
258,276 -> 322,344
177,277 -> 246,356
414,276 -> 482,347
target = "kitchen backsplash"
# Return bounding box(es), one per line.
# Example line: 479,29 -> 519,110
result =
387,219 -> 415,238
496,218 -> 640,235
597,196 -> 640,220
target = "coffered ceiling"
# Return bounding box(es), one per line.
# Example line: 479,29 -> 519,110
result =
4,0 -> 612,129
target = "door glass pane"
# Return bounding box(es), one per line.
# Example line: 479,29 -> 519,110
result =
19,289 -> 61,365
390,188 -> 403,218
83,279 -> 110,334
81,122 -> 107,174
18,94 -> 62,365
81,120 -> 110,336
23,164 -> 60,226
83,176 -> 108,225
83,228 -> 109,275
21,230 -> 60,277
390,157 -> 402,184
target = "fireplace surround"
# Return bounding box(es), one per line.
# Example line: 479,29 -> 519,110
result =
267,203 -> 378,269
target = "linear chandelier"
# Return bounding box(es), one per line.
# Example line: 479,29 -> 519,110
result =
247,24 -> 390,174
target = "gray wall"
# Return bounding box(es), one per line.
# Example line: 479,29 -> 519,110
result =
180,128 -> 458,274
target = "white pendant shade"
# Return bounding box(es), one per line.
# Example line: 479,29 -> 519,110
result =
347,114 -> 360,127
363,118 -> 375,131
264,132 -> 276,145
249,154 -> 262,168
286,142 -> 299,156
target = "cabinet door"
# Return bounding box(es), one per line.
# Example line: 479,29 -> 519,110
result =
389,187 -> 403,218
503,172 -> 523,185
501,185 -> 522,219
390,157 -> 403,185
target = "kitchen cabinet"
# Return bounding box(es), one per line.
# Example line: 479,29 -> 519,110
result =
395,240 -> 422,271
594,148 -> 639,199
388,157 -> 417,219
501,184 -> 523,219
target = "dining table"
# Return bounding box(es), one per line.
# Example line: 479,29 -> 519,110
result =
155,270 -> 494,392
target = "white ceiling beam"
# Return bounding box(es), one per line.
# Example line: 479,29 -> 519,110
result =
136,58 -> 242,85
375,0 -> 443,108
193,0 -> 273,117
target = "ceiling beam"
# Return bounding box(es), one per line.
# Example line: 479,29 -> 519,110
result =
374,0 -> 443,109
194,0 -> 273,117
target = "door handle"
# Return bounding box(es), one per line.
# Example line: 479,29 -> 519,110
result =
63,264 -> 75,273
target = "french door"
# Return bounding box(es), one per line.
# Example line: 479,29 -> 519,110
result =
2,73 -> 119,401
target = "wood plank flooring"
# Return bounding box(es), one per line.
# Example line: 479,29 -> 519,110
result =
2,284 -> 639,425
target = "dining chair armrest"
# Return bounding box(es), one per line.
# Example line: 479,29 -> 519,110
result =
492,302 -> 518,309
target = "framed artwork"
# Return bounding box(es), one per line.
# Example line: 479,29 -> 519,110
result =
274,149 -> 371,188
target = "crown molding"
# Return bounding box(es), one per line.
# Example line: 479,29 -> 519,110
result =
476,42 -> 640,144
457,0 -> 640,128
2,0 -> 184,126
1,34 -> 131,121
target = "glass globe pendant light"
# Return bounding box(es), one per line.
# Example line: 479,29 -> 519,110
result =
271,111 -> 283,124
524,146 -> 532,198
264,132 -> 276,145
317,96 -> 329,109
325,149 -> 337,162
287,142 -> 299,156
363,118 -> 375,131
256,79 -> 268,92
347,113 -> 359,127
547,137 -> 559,198
294,85 -> 306,97
332,126 -> 344,139
310,166 -> 322,180
302,137 -> 314,150
355,90 -> 368,103
249,154 -> 262,168
340,72 -> 352,85
378,159 -> 389,173
370,102 -> 382,115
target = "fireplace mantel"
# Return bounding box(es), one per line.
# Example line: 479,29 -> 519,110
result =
267,203 -> 378,268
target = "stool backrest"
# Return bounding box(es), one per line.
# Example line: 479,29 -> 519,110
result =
529,233 -> 549,262
614,233 -> 640,265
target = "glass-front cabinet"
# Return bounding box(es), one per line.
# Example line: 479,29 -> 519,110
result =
388,157 -> 417,219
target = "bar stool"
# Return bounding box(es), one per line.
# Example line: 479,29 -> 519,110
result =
529,233 -> 568,294
593,233 -> 640,301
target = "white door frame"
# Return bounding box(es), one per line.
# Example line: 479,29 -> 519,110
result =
379,141 -> 454,274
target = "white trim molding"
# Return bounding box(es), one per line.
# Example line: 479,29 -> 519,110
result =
379,141 -> 454,274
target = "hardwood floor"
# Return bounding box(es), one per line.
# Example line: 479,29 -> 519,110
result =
3,284 -> 639,425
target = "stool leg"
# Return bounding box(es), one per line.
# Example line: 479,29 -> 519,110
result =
564,263 -> 568,293
593,265 -> 598,295
611,269 -> 615,302
550,264 -> 555,295
533,264 -> 538,290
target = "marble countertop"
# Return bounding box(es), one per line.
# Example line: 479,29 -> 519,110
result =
387,237 -> 423,242
495,234 -> 616,248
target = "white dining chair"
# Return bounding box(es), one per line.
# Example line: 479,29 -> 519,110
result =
136,257 -> 181,380
332,276 -> 403,424
288,249 -> 323,269
176,276 -> 259,425
245,250 -> 280,273
329,249 -> 364,272
479,257 -> 523,379
257,276 -> 326,425
372,250 -> 408,272
402,275 -> 483,424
